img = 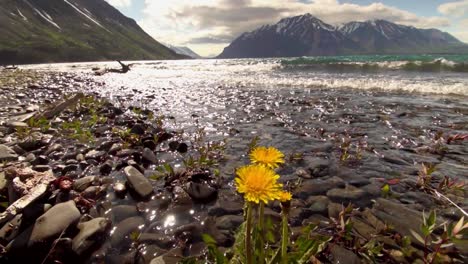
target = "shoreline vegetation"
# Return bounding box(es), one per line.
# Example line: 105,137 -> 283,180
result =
0,69 -> 466,263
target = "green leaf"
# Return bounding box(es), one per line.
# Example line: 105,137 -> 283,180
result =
410,229 -> 425,245
202,234 -> 217,245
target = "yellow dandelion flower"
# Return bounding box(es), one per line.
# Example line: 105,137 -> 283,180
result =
235,164 -> 282,204
250,146 -> 285,169
278,191 -> 292,202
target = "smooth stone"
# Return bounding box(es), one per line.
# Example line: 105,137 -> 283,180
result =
306,158 -> 330,178
73,176 -> 97,192
32,165 -> 50,172
130,124 -> 145,135
216,215 -> 244,230
45,144 -> 63,155
208,201 -> 243,216
185,182 -> 218,203
107,205 -> 139,223
142,148 -> 158,164
110,216 -> 145,247
85,150 -> 106,160
0,144 -> 18,161
330,245 -> 360,264
305,195 -> 330,215
28,200 -> 80,246
294,176 -> 345,199
6,121 -> 28,128
289,208 -> 316,226
326,185 -> 368,206
328,202 -> 343,219
72,217 -> 111,255
109,143 -> 123,155
138,233 -> 174,249
177,143 -> 188,153
372,198 -> 425,245
124,166 -> 153,199
100,160 -> 113,175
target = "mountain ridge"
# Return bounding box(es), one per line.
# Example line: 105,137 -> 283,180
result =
218,14 -> 467,58
0,0 -> 183,64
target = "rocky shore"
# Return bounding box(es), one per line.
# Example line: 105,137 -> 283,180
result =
0,68 -> 466,263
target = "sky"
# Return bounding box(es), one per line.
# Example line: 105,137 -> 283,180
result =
105,0 -> 468,57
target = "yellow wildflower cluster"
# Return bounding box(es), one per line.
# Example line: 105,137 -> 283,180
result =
235,146 -> 291,204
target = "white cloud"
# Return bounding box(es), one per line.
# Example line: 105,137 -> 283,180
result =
137,0 -> 452,56
438,0 -> 468,17
105,0 -> 132,8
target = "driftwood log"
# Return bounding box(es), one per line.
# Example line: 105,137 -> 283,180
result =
34,93 -> 84,120
0,167 -> 55,225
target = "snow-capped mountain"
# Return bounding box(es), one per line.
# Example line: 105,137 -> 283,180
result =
0,0 -> 182,64
218,14 -> 465,58
338,19 -> 461,53
163,43 -> 201,59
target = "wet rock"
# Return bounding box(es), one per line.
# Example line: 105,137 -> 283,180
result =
73,176 -> 97,192
76,153 -> 85,161
216,215 -> 244,230
177,143 -> 188,153
108,205 -> 139,223
85,150 -> 106,160
45,143 -> 63,155
113,182 -> 127,197
330,245 -> 360,264
110,216 -> 145,247
124,166 -> 153,199
294,176 -> 345,199
185,182 -> 218,203
72,217 -> 111,255
26,200 -> 80,246
372,198 -> 424,245
62,164 -> 78,175
130,124 -> 145,135
18,137 -> 46,151
306,158 -> 330,178
0,144 -> 18,161
305,195 -> 330,215
208,201 -> 243,216
327,185 -> 368,206
289,208 -> 315,226
295,168 -> 311,179
142,148 -> 158,164
109,143 -> 123,155
6,121 -> 28,128
139,233 -> 173,249
328,202 -> 343,219
143,140 -> 157,150
32,165 -> 50,172
82,186 -> 106,200
168,141 -> 179,151
100,160 -> 113,175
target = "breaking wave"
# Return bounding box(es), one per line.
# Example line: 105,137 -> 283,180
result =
281,55 -> 468,72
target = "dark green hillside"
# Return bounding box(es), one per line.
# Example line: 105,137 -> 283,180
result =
0,0 -> 182,64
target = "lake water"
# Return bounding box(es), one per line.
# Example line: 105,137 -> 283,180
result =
20,55 -> 468,260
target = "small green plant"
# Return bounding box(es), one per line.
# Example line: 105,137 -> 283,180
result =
411,211 -> 468,264
417,163 -> 437,191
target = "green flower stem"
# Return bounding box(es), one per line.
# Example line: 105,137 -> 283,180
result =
246,202 -> 253,264
281,206 -> 290,264
259,202 -> 266,264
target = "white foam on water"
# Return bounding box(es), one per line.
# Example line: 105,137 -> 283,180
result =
21,59 -> 468,96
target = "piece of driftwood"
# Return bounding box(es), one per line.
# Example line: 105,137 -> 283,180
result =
93,61 -> 132,76
35,93 -> 84,120
0,167 -> 55,225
